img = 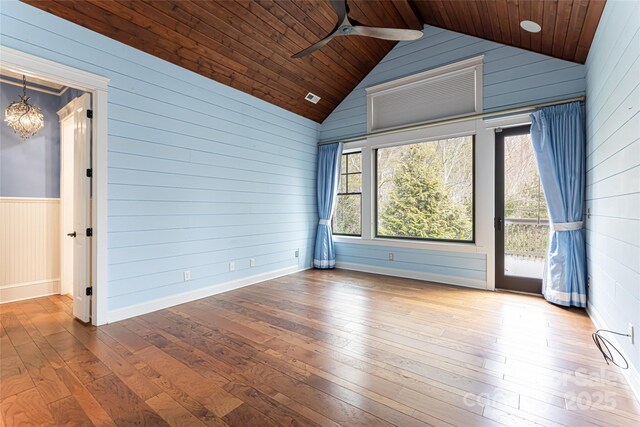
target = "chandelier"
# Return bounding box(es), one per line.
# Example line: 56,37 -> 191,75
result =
4,75 -> 45,140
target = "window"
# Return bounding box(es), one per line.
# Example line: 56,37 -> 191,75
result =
333,151 -> 361,236
376,136 -> 474,242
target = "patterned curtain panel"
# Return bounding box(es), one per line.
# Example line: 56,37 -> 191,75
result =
530,102 -> 587,307
313,142 -> 343,269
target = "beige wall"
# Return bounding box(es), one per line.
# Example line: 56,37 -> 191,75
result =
0,198 -> 60,303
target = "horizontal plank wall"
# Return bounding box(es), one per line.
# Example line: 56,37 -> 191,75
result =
0,198 -> 60,302
336,243 -> 487,289
0,1 -> 319,320
320,25 -> 586,141
584,0 -> 640,400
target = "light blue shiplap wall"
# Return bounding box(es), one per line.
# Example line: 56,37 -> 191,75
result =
336,242 -> 487,288
320,25 -> 586,141
0,1 -> 319,313
326,25 -> 585,287
584,0 -> 640,391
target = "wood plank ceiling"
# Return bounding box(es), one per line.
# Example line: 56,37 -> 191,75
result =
22,1 -> 606,123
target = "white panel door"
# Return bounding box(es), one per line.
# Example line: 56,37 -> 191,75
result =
60,93 -> 92,322
60,114 -> 74,296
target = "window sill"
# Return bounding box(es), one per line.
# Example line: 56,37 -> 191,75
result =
333,235 -> 485,254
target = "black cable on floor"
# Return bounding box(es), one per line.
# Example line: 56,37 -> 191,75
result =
591,329 -> 630,369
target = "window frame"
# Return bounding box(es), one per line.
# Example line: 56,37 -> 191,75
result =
373,135 -> 476,244
332,150 -> 363,237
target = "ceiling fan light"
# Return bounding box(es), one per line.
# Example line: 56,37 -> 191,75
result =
520,20 -> 542,33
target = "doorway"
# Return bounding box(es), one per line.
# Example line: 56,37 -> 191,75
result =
495,125 -> 546,294
1,45 -> 109,324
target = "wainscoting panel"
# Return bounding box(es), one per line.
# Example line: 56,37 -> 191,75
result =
0,198 -> 60,303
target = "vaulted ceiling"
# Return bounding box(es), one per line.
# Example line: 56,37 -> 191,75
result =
23,1 -> 606,123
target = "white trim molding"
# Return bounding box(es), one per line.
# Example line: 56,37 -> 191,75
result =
1,46 -> 110,325
0,279 -> 60,304
107,266 -> 310,324
336,262 -> 487,290
0,197 -> 61,202
587,304 -> 640,404
484,113 -> 532,131
334,235 -> 484,254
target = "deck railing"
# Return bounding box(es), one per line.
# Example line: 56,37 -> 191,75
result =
504,218 -> 549,259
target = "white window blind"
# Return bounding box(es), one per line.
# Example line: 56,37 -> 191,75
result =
367,56 -> 483,132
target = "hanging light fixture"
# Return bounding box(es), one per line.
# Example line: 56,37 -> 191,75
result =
4,75 -> 45,140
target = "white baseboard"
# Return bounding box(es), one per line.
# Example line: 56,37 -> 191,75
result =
587,303 -> 640,404
0,279 -> 60,304
106,265 -> 309,324
335,261 -> 488,290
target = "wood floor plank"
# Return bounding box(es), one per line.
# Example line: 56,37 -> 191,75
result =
0,388 -> 56,426
85,374 -> 169,426
44,330 -> 111,384
0,356 -> 34,401
14,313 -> 66,370
1,270 -> 637,426
135,345 -> 243,417
100,323 -> 151,353
0,324 -> 18,360
48,395 -> 95,427
13,341 -> 71,404
136,364 -> 229,427
222,382 -> 321,427
145,392 -> 207,427
54,366 -> 118,427
221,403 -> 280,427
0,313 -> 32,348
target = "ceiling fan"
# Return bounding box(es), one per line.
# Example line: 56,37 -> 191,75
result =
292,0 -> 424,58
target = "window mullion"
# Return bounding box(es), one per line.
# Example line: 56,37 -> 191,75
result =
361,148 -> 373,240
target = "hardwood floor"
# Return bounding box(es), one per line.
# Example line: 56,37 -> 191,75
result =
1,269 -> 638,426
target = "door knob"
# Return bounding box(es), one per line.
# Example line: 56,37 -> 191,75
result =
67,232 -> 77,237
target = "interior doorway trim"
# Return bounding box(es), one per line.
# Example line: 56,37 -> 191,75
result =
1,46 -> 110,325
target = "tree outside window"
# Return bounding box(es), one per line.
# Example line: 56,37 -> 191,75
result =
333,152 -> 362,236
376,137 -> 474,242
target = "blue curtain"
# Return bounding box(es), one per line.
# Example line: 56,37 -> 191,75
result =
530,102 -> 586,307
313,142 -> 343,269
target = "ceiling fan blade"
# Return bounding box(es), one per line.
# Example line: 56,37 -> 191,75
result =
329,0 -> 348,23
351,26 -> 423,41
292,35 -> 336,58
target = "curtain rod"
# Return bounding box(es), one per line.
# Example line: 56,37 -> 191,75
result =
318,95 -> 585,145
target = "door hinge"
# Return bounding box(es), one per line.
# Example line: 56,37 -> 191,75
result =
86,109 -> 93,119
86,168 -> 93,178
86,228 -> 93,237
86,287 -> 93,296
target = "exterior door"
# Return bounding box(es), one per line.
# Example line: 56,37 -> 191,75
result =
495,125 -> 547,294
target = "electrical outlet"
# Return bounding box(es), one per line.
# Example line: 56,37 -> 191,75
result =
250,258 -> 255,267
629,323 -> 634,344
295,249 -> 299,258
388,252 -> 394,261
229,262 -> 235,272
183,271 -> 191,281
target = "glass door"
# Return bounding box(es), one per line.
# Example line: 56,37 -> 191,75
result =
495,125 -> 547,294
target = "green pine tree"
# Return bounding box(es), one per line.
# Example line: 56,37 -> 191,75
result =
379,145 -> 471,240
